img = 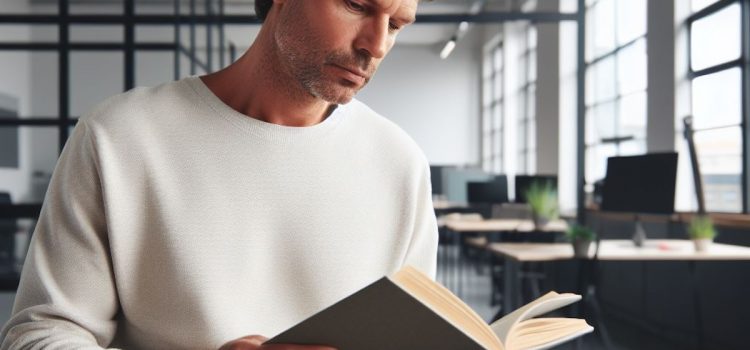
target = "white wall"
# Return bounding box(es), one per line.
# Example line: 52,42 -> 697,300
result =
358,30 -> 481,166
536,0 -> 560,175
647,0 -> 676,153
0,0 -> 32,203
22,15 -> 482,169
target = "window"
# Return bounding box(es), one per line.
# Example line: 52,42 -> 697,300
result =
584,0 -> 647,186
680,1 -> 747,212
482,41 -> 504,174
517,24 -> 537,174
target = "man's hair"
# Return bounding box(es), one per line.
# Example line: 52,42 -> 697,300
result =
255,0 -> 273,21
255,0 -> 428,22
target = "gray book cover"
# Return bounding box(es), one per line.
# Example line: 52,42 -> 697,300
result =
266,277 -> 486,350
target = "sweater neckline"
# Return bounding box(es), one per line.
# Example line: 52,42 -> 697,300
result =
184,75 -> 346,140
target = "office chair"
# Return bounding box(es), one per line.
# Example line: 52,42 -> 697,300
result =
0,192 -> 16,274
574,222 -> 615,350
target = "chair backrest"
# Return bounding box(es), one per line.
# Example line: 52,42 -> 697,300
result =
466,176 -> 509,204
0,192 -> 14,233
491,202 -> 532,219
0,192 -> 10,204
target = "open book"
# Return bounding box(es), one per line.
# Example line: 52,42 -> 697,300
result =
267,266 -> 593,350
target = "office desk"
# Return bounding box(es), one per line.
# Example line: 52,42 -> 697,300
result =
441,218 -> 568,298
433,200 -> 468,211
488,239 -> 750,349
445,218 -> 568,232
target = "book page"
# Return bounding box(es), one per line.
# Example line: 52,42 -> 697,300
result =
489,292 -> 581,344
392,266 -> 505,350
506,318 -> 593,350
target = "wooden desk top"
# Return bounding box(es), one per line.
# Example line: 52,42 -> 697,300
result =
488,239 -> 750,262
433,200 -> 468,210
444,218 -> 568,233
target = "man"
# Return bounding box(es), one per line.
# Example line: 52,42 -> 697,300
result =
1,0 -> 437,349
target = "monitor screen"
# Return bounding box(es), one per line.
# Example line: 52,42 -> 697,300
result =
601,153 -> 678,214
515,175 -> 558,203
467,175 -> 509,204
430,165 -> 443,195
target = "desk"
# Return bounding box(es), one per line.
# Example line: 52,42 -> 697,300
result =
488,240 -> 750,349
433,200 -> 468,211
441,218 -> 568,298
489,239 -> 750,262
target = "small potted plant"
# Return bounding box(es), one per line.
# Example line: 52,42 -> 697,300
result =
566,224 -> 596,258
525,181 -> 559,229
688,214 -> 717,252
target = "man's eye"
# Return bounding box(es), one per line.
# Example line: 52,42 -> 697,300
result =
389,22 -> 401,32
346,0 -> 366,12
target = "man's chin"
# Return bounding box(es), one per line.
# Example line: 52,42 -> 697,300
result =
314,86 -> 358,105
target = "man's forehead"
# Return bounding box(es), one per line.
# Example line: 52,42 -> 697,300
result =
366,0 -> 419,25
368,0 -> 419,15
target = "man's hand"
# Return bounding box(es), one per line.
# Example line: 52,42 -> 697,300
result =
219,335 -> 337,350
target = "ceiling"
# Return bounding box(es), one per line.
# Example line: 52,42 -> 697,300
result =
28,0 -> 517,46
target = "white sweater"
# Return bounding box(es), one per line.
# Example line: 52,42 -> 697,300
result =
1,77 -> 438,349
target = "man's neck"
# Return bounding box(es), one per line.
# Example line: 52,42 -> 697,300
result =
199,36 -> 334,127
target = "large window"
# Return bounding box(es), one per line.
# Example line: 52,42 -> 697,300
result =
681,0 -> 747,212
517,25 -> 537,174
482,41 -> 504,174
584,0 -> 647,186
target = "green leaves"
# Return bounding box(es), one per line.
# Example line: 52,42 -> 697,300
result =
688,215 -> 717,240
566,224 -> 596,242
525,180 -> 559,220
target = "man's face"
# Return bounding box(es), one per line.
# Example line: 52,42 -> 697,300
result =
274,0 -> 418,104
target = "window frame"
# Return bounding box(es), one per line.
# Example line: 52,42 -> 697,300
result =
584,0 -> 648,185
685,0 -> 750,213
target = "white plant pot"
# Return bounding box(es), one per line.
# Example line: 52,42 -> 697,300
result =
692,238 -> 712,252
572,239 -> 592,258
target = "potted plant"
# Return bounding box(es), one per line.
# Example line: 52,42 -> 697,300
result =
566,224 -> 596,258
525,181 -> 559,229
688,214 -> 717,252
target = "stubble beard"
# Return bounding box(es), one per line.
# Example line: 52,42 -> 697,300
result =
275,17 -> 374,105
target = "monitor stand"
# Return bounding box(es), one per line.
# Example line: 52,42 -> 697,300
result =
632,215 -> 647,247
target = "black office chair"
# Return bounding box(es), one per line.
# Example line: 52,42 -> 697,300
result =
463,178 -> 509,271
0,192 -> 16,274
573,222 -> 615,350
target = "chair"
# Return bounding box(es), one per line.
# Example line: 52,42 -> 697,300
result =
574,224 -> 615,350
0,192 -> 16,274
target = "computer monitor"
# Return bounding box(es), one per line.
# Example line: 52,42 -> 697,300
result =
601,153 -> 678,214
514,175 -> 558,203
467,175 -> 509,204
430,165 -> 444,195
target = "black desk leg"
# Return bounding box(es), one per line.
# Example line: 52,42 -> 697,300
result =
456,232 -> 463,298
577,259 -> 616,350
689,261 -> 705,350
503,257 -> 520,315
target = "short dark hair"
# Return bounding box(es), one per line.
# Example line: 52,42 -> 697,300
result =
256,0 -> 428,22
255,0 -> 273,21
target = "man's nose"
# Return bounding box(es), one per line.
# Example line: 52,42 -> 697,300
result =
355,17 -> 390,59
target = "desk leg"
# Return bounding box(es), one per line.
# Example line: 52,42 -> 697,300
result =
503,257 -> 520,315
440,228 -> 448,286
445,229 -> 458,293
689,261 -> 705,350
457,232 -> 463,299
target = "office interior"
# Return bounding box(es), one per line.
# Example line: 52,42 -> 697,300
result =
0,0 -> 748,349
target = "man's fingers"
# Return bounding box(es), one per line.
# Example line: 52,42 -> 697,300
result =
262,344 -> 336,350
219,335 -> 268,349
220,334 -> 336,350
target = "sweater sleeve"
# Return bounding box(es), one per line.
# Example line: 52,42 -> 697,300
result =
1,119 -> 120,350
401,160 -> 439,279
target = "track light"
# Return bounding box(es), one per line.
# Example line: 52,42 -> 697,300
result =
440,38 -> 457,59
437,0 -> 486,59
